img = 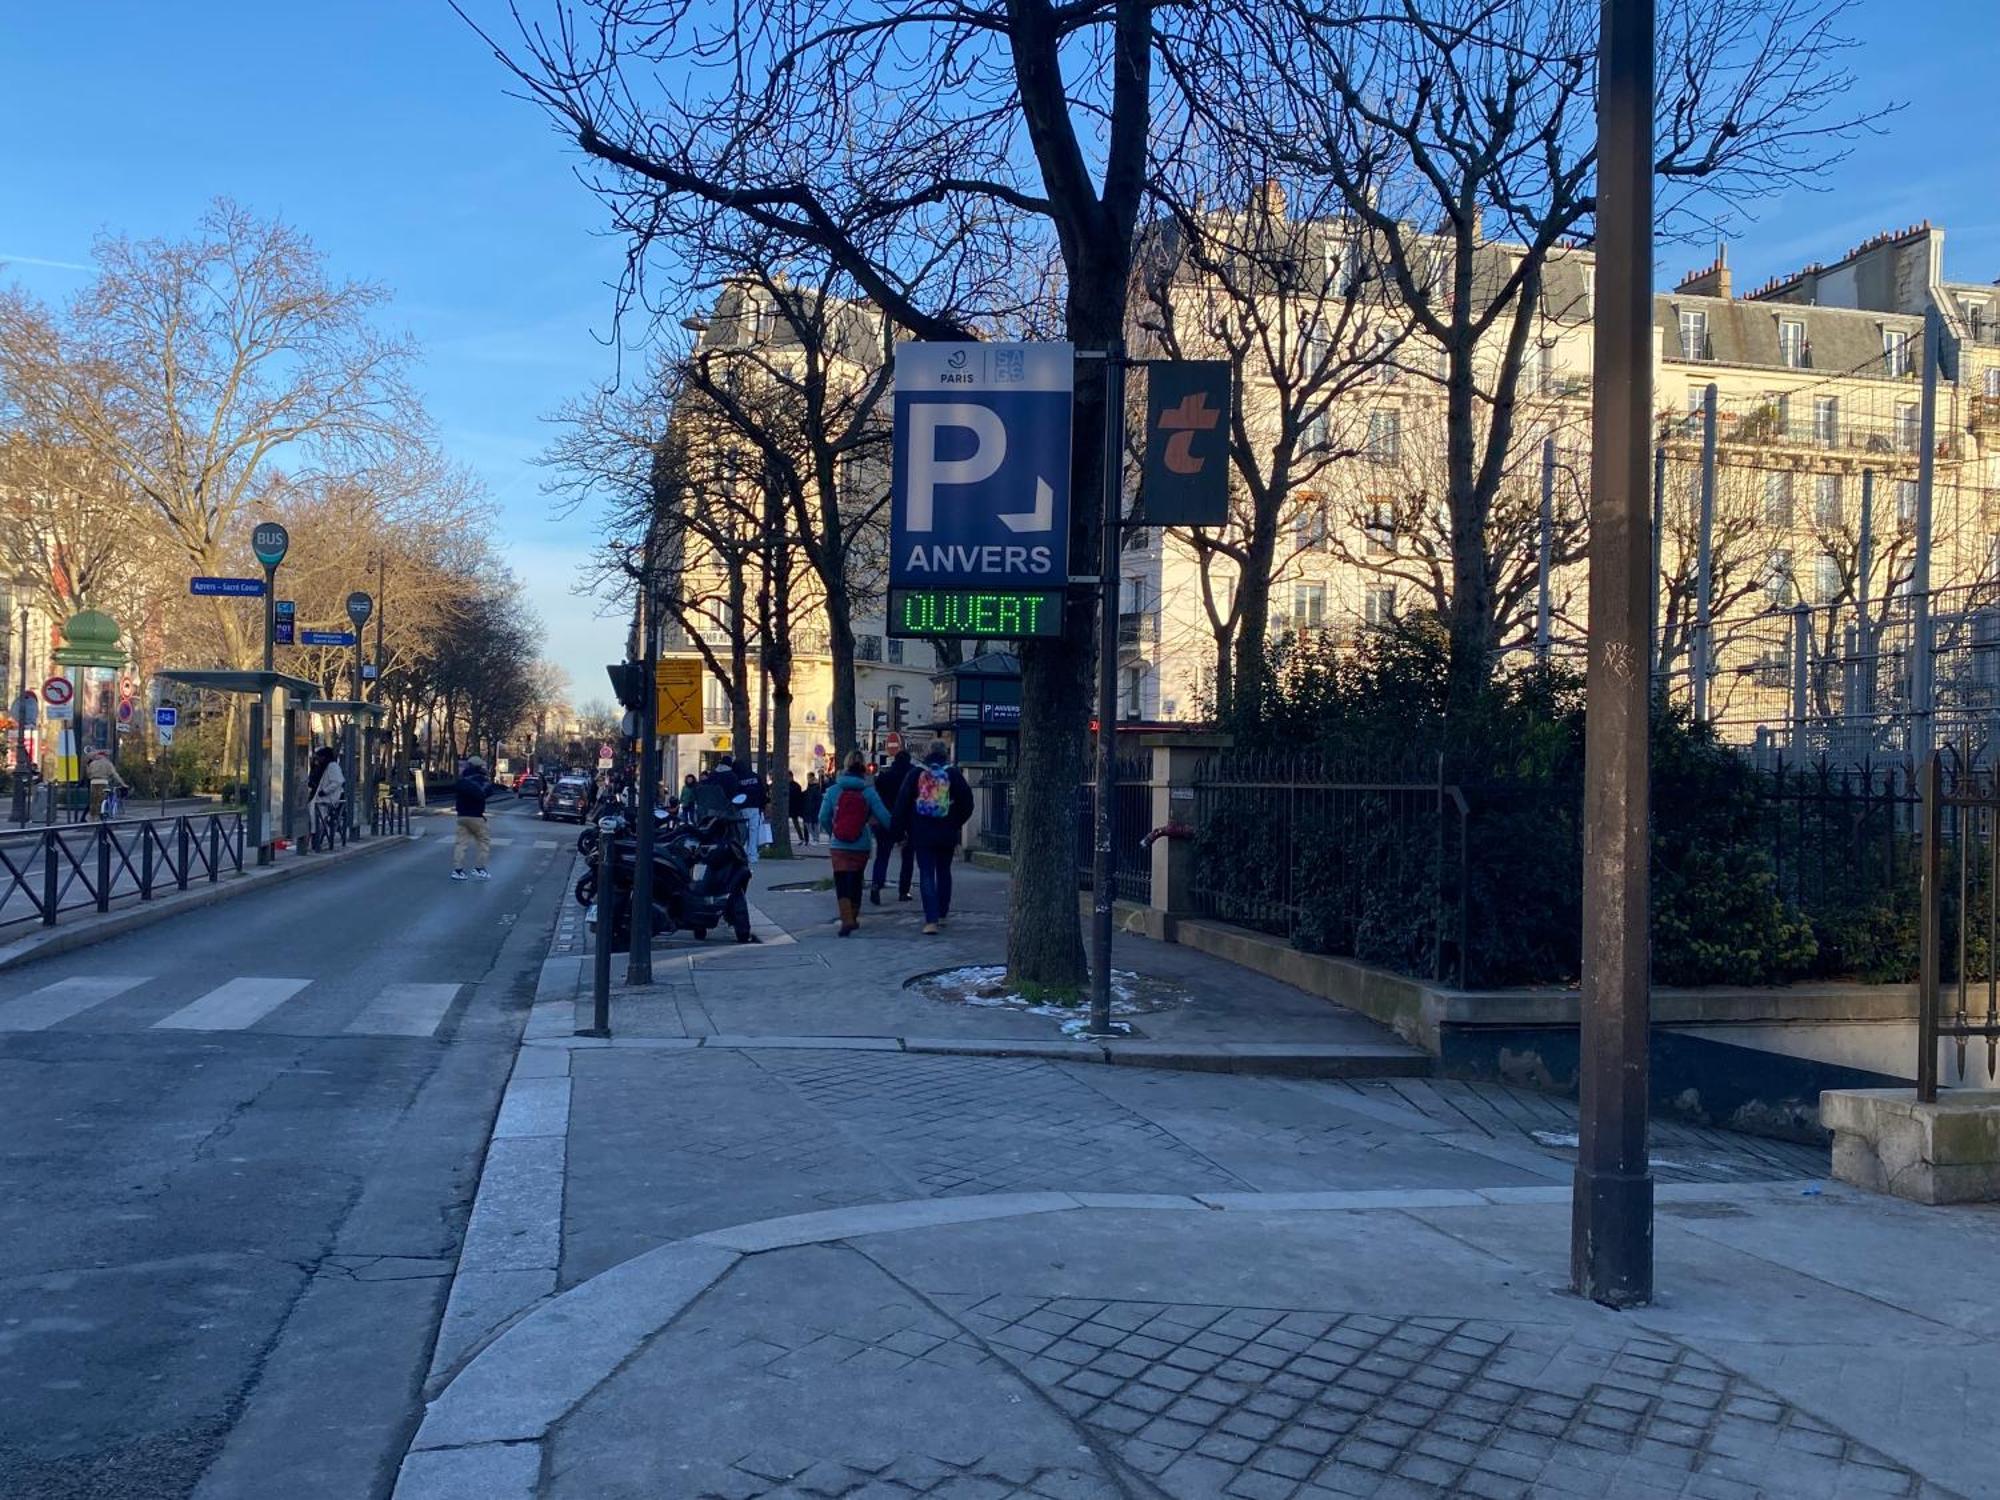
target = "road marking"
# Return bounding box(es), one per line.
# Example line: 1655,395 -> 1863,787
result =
0,975 -> 150,1031
344,982 -> 461,1038
152,977 -> 311,1031
533,839 -> 559,849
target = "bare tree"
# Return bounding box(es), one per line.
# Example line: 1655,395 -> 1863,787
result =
467,0 -> 1264,984
1133,166 -> 1414,714
1239,0 -> 1887,725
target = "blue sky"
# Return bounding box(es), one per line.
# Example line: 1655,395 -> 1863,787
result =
1,3 -> 1995,708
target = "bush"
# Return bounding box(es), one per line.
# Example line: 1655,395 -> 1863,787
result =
1215,622 -> 1843,990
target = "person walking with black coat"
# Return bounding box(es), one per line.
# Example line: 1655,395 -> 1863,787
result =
868,747 -> 916,904
892,741 -> 974,934
449,756 -> 494,882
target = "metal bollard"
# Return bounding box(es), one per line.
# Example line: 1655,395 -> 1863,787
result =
585,822 -> 614,1038
140,828 -> 154,900
41,830 -> 57,925
177,818 -> 191,891
96,826 -> 111,912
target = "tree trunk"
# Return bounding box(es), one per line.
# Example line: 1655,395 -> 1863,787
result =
1231,511 -> 1281,716
769,676 -> 794,858
826,604 -> 857,765
1004,298 -> 1116,989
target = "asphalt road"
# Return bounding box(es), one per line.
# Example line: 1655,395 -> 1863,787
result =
0,795 -> 573,1500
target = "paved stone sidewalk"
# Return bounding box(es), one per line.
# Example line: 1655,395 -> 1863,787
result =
387,854 -> 2000,1500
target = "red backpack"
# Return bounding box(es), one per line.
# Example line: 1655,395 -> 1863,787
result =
831,785 -> 870,842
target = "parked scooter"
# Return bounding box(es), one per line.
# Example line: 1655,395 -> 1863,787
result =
576,804 -> 755,951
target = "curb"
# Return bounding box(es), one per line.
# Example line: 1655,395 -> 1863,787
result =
525,1030 -> 1431,1080
0,830 -> 417,973
388,1178 -> 1824,1499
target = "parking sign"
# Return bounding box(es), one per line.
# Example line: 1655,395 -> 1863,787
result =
890,342 -> 1073,592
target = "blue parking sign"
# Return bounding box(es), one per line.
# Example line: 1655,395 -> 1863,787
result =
890,342 -> 1073,589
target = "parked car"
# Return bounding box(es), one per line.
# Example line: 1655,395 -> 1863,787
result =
543,776 -> 593,822
516,773 -> 544,799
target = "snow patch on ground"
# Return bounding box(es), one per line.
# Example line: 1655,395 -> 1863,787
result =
910,964 -> 1188,1025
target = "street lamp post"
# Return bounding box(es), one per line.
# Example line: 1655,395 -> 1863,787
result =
1572,0 -> 1656,1308
11,598 -> 30,826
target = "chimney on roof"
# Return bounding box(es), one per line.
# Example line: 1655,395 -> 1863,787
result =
1251,179 -> 1286,222
1675,242 -> 1732,300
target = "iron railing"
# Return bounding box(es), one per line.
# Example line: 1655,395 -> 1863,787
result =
975,759 -> 1155,904
0,811 -> 247,930
1917,748 -> 2000,1099
1186,752 -> 1468,985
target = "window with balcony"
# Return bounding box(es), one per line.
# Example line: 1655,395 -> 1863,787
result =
1364,585 -> 1396,628
1366,409 -> 1401,465
1815,553 -> 1843,605
1765,550 -> 1794,606
1779,319 -> 1807,369
1897,479 -> 1920,529
1986,367 -> 2000,399
1301,318 -> 1331,372
1365,501 -> 1396,558
1883,328 -> 1912,378
1774,393 -> 1792,438
1535,341 -> 1556,395
1969,303 -> 1988,341
1813,396 -> 1840,447
1291,583 -> 1327,630
1677,308 -> 1708,360
1295,505 -> 1330,552
1763,472 -> 1794,528
1813,473 -> 1843,530
1301,412 -> 1331,454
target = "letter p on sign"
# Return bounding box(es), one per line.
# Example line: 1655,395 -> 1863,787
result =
905,404 -> 1006,533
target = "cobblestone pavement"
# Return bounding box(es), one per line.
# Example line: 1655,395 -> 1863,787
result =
949,1294 -> 1953,1500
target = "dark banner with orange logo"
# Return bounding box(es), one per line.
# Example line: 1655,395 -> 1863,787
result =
1140,360 -> 1231,525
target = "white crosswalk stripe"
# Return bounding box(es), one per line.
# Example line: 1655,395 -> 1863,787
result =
0,976 -> 149,1032
152,977 -> 311,1031
343,982 -> 461,1038
533,839 -> 559,849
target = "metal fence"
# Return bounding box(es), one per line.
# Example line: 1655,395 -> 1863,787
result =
1186,752 -> 1468,985
1917,747 -> 2000,1098
0,811 -> 247,930
975,757 -> 1155,904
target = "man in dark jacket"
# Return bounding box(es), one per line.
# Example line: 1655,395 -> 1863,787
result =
788,771 -> 811,844
450,756 -> 493,882
869,747 -> 916,905
892,741 -> 975,933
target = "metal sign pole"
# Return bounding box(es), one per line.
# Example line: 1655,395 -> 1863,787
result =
1088,344 -> 1128,1037
1693,383 -> 1719,722
1572,0 -> 1655,1309
628,548 -> 659,986
1537,437 -> 1556,663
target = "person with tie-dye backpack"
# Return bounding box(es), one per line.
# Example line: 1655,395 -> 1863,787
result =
892,739 -> 974,934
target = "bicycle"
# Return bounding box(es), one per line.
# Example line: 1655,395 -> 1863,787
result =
311,797 -> 347,851
97,785 -> 126,822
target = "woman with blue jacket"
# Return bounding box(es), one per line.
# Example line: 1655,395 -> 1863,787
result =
819,750 -> 892,935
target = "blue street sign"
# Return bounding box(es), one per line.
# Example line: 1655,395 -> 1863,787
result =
890,342 -> 1073,593
300,629 -> 357,647
155,705 -> 177,729
190,576 -> 266,597
273,598 -> 295,646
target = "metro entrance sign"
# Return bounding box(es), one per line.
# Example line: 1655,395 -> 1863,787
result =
888,342 -> 1072,638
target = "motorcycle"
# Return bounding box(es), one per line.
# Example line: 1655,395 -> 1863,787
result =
576,806 -> 756,951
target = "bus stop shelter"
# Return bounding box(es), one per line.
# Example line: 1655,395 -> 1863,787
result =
306,699 -> 384,839
158,669 -> 317,864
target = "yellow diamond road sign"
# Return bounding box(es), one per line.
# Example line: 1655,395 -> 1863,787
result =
656,659 -> 703,735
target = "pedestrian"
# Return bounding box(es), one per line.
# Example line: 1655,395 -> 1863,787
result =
450,755 -> 493,882
799,773 -> 822,846
820,749 -> 891,936
739,760 -> 771,863
868,745 -> 917,905
787,769 -> 810,844
85,749 -> 128,819
893,740 -> 975,934
308,746 -> 345,846
679,773 -> 699,812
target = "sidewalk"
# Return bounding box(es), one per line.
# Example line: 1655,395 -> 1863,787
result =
393,856 -> 1995,1500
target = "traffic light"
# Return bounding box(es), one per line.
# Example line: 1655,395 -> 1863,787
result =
606,662 -> 646,711
888,689 -> 906,735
